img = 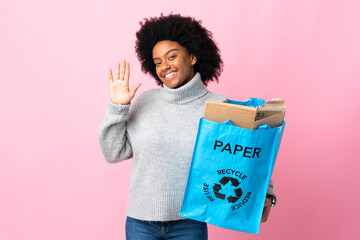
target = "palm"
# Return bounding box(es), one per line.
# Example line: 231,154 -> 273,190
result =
110,76 -> 132,104
108,60 -> 141,105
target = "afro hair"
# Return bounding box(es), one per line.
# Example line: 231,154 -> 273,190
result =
135,13 -> 223,86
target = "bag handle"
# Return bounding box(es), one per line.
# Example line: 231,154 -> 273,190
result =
258,124 -> 271,130
223,119 -> 271,131
228,98 -> 266,108
223,119 -> 233,125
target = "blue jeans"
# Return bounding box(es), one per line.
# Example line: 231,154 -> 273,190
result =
125,216 -> 208,240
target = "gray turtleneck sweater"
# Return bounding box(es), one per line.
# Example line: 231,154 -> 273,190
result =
98,72 -> 276,221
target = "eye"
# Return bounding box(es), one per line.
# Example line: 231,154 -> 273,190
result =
154,62 -> 161,67
169,55 -> 176,60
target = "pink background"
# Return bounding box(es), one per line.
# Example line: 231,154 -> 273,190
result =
1,0 -> 359,239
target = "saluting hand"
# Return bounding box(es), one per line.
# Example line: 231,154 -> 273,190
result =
108,60 -> 142,105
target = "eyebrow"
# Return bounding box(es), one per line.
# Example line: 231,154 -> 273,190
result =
153,49 -> 178,61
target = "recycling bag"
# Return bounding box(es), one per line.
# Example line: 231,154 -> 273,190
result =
179,99 -> 285,234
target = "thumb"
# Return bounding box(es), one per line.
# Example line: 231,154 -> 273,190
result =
130,83 -> 142,98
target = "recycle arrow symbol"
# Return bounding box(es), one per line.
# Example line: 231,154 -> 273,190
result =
213,177 -> 243,203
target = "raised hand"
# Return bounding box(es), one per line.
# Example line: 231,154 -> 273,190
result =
109,60 -> 142,105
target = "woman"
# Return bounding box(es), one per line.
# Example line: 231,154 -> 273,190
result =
98,13 -> 276,240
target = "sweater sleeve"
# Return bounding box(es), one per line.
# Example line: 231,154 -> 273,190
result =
98,99 -> 133,163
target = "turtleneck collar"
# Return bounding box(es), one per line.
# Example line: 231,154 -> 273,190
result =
160,72 -> 208,104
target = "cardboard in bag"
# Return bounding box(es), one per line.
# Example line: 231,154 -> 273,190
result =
203,98 -> 286,129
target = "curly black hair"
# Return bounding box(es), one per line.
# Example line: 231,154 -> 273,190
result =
135,13 -> 223,86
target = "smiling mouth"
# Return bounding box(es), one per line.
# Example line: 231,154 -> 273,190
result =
164,72 -> 176,80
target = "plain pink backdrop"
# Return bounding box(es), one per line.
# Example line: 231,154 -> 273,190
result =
1,0 -> 359,239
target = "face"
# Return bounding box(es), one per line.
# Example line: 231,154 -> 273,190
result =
152,40 -> 197,89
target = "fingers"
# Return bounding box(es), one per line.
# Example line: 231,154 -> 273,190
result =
115,62 -> 120,80
109,60 -> 129,84
130,83 -> 142,97
120,60 -> 126,81
124,61 -> 130,83
108,68 -> 114,83
261,198 -> 272,223
261,208 -> 270,222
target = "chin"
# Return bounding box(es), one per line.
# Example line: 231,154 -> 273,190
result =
163,79 -> 180,89
166,83 -> 178,89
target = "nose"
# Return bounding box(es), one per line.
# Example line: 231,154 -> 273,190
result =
161,61 -> 170,71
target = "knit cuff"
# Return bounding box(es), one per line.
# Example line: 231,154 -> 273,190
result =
107,99 -> 130,115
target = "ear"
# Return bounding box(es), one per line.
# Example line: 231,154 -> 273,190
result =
190,54 -> 197,65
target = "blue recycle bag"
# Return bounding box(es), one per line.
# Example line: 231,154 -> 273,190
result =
179,98 -> 285,234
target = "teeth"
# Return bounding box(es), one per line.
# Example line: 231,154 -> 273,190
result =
165,72 -> 175,78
